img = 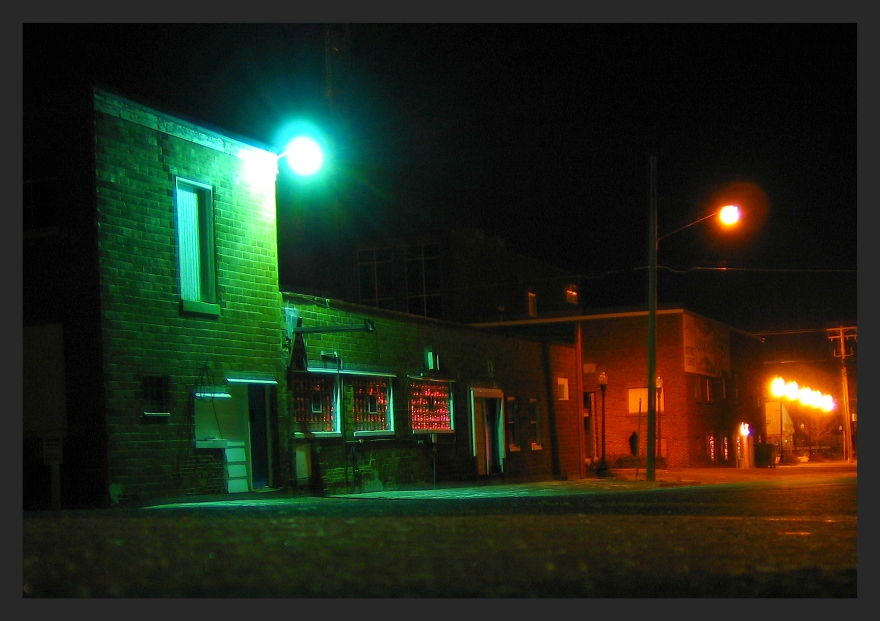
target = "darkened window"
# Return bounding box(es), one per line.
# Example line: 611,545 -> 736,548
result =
358,247 -> 394,310
175,178 -> 218,314
505,396 -> 520,451
405,244 -> 442,319
528,398 -> 543,450
694,375 -> 713,403
142,375 -> 171,415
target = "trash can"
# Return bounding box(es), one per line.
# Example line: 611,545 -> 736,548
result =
754,443 -> 776,468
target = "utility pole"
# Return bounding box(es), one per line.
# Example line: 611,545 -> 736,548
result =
826,326 -> 856,463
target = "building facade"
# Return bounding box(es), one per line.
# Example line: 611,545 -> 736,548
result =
23,88 -> 585,508
473,308 -> 766,469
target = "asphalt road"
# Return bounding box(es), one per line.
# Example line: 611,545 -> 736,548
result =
22,464 -> 858,597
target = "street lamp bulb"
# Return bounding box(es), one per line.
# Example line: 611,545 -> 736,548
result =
598,371 -> 607,389
655,376 -> 663,389
719,204 -> 741,226
282,136 -> 324,176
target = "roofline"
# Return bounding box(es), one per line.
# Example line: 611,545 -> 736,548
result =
470,307 -> 764,341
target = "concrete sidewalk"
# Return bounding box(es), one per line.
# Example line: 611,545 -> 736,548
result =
137,461 -> 856,508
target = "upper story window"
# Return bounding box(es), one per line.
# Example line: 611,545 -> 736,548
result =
557,377 -> 569,401
358,247 -> 394,310
405,243 -> 442,319
527,291 -> 538,317
565,285 -> 579,305
175,178 -> 219,316
694,375 -> 713,403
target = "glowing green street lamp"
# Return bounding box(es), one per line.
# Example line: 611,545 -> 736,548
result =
280,135 -> 325,177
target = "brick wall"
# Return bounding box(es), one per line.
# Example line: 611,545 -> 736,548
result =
93,90 -> 283,503
282,294 -> 575,490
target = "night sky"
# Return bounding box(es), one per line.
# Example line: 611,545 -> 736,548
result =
22,23 -> 858,333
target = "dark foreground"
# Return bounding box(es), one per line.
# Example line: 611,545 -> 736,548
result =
22,464 -> 857,597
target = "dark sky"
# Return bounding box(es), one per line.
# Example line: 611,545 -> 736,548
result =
22,23 -> 858,333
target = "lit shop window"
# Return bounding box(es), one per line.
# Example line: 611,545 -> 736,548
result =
291,374 -> 339,435
708,435 -> 717,462
565,285 -> 578,305
346,376 -> 393,435
409,379 -> 453,433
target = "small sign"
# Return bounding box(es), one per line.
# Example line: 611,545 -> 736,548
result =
43,436 -> 63,465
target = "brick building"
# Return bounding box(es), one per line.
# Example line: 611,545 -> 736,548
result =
23,88 -> 584,508
473,307 -> 766,469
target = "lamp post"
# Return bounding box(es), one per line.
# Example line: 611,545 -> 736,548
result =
655,376 -> 663,463
646,156 -> 741,481
597,371 -> 609,476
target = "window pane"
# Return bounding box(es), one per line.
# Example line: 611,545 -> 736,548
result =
424,295 -> 442,320
406,260 -> 424,293
407,296 -> 424,316
176,185 -> 201,301
423,256 -> 441,293
359,263 -> 376,302
375,261 -> 393,298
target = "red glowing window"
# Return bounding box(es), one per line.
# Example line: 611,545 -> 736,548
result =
409,379 -> 453,433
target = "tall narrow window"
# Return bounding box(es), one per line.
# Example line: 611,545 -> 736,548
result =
175,179 -> 218,314
505,396 -> 520,451
527,291 -> 538,317
405,243 -> 442,319
529,398 -> 543,450
565,285 -> 579,305
358,247 -> 394,310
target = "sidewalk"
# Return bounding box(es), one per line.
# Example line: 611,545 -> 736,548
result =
140,461 -> 857,508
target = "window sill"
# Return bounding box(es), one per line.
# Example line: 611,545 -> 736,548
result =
530,443 -> 543,451
181,299 -> 221,317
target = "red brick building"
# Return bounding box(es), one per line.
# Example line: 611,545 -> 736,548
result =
473,308 -> 765,469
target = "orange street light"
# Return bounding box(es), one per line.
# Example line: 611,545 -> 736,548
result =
646,156 -> 742,481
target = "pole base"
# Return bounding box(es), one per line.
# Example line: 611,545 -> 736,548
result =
596,462 -> 612,478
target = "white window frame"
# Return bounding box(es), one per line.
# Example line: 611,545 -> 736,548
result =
175,178 -> 219,316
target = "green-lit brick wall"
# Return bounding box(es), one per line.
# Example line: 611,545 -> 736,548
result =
94,91 -> 283,504
282,295 -> 575,492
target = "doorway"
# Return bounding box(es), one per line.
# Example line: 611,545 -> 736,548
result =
248,384 -> 272,489
471,388 -> 505,476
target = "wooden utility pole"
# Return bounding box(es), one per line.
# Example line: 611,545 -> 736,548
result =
826,326 -> 856,462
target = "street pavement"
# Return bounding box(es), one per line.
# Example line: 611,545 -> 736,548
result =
23,461 -> 857,597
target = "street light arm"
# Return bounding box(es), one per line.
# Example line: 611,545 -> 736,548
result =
657,211 -> 719,243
